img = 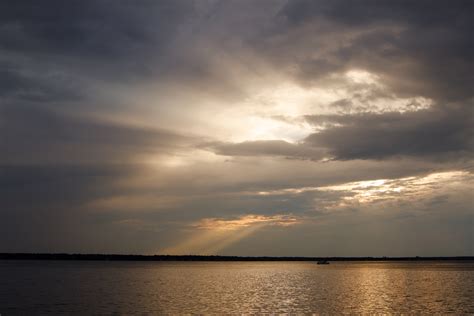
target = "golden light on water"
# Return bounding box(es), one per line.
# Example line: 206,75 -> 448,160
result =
3,1 -> 473,313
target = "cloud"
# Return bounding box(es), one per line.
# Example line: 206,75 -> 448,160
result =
0,0 -> 472,256
193,214 -> 301,230
259,0 -> 474,102
317,170 -> 474,208
304,104 -> 473,160
0,1 -> 190,67
0,105 -> 197,164
205,102 -> 473,162
203,140 -> 325,159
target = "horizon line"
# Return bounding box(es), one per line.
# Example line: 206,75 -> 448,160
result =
1,253 -> 473,262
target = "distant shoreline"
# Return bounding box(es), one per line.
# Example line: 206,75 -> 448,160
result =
1,253 -> 473,262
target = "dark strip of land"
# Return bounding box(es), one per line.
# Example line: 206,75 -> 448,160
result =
0,253 -> 472,261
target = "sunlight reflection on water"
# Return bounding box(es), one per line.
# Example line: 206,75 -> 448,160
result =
1,261 -> 473,314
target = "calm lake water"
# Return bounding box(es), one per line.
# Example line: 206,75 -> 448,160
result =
1,260 -> 473,314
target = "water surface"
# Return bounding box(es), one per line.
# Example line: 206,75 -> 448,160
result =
1,260 -> 473,314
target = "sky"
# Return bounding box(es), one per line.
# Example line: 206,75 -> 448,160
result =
1,0 -> 473,256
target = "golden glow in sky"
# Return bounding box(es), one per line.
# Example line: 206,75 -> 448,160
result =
3,0 -> 472,257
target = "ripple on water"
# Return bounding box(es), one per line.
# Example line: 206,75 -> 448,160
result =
0,261 -> 473,314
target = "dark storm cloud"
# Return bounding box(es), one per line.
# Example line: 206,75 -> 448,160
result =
305,104 -> 473,160
0,0 -> 190,62
0,0 -> 194,111
266,0 -> 474,101
281,0 -> 472,27
0,65 -> 83,102
0,105 -> 196,164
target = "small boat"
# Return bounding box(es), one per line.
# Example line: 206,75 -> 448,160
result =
317,260 -> 330,265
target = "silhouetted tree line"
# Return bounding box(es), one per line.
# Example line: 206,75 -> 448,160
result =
0,253 -> 472,261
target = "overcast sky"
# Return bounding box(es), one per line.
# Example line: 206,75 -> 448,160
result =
1,0 -> 473,256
